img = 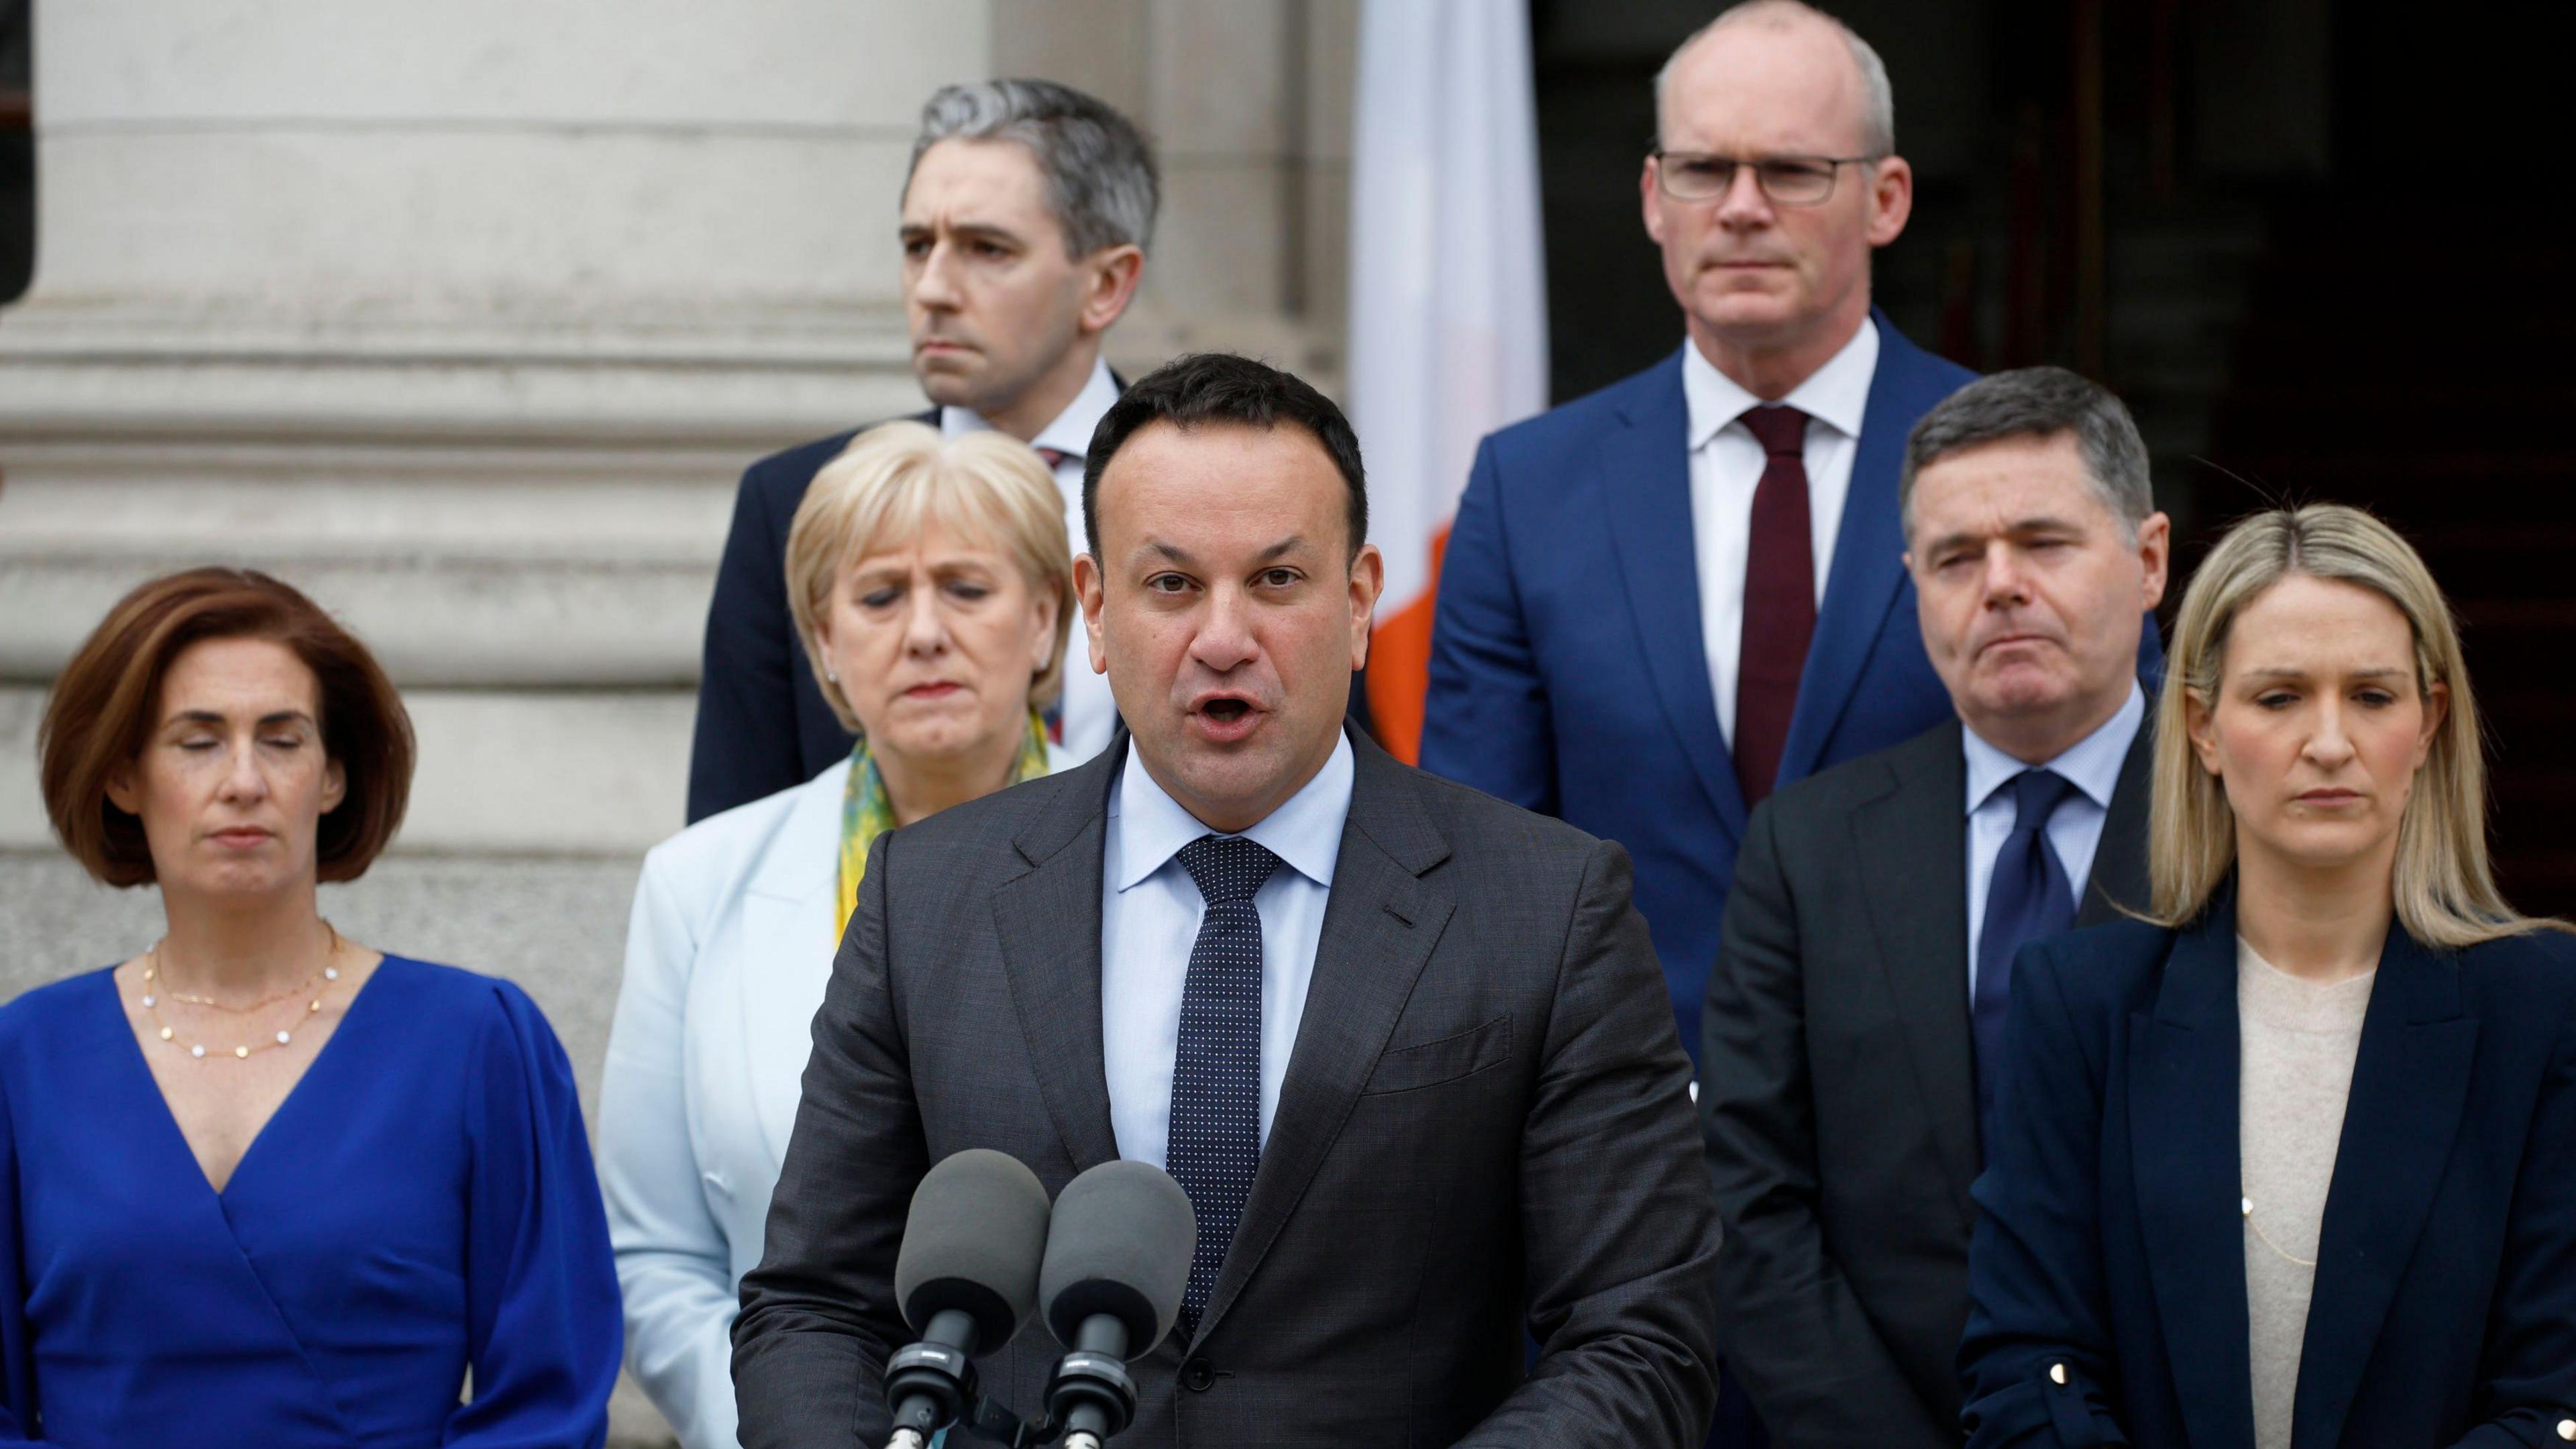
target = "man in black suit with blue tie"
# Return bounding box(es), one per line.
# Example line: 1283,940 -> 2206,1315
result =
735,354 -> 1721,1448
1699,368 -> 2169,1448
688,79 -> 1154,820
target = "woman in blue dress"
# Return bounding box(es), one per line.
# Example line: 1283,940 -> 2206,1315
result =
4,567 -> 621,1446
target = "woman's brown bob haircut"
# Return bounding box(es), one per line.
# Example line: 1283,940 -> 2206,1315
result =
40,568 -> 415,888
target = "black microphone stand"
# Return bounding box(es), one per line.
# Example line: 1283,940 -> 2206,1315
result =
1042,1313 -> 1140,1449
883,1322 -> 1067,1449
881,1310 -> 1060,1449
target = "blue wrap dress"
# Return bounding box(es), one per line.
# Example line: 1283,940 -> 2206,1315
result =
0,955 -> 622,1446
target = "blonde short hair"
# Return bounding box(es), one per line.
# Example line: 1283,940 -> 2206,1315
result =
2147,503 -> 2564,947
784,422 -> 1076,735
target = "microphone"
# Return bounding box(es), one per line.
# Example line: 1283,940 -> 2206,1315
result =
1037,1161 -> 1197,1448
882,1149 -> 1053,1449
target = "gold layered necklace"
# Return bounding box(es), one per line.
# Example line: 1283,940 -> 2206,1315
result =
139,921 -> 344,1063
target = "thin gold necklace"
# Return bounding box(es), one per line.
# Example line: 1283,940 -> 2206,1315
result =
139,922 -> 343,1063
151,921 -> 341,1013
2241,1191 -> 2318,1269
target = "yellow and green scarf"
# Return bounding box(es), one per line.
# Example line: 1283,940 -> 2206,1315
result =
836,711 -> 1051,936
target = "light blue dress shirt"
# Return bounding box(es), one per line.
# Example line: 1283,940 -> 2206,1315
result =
1099,733 -> 1356,1169
941,356 -> 1121,764
1962,684 -> 2146,998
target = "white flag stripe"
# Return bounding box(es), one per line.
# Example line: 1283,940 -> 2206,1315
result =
1347,0 -> 1550,614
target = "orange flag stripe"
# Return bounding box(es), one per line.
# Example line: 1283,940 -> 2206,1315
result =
1365,526 -> 1451,765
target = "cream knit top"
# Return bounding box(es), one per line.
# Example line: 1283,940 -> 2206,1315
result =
2238,936 -> 2377,1449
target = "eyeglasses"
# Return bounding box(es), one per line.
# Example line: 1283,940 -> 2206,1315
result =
1650,150 -> 1880,206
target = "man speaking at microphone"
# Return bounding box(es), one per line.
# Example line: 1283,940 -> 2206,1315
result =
734,353 -> 1721,1447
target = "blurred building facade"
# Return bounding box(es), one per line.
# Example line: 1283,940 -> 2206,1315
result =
1,0 -> 2566,1440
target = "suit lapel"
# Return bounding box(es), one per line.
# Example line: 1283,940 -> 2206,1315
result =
1779,315 -> 1953,784
989,745 -> 1126,1173
741,881 -> 838,1170
1850,724 -> 1980,1221
2078,718 -> 2155,927
2290,933 -> 2477,1449
2129,907 -> 2256,1449
741,765 -> 847,1170
1601,350 -> 1748,841
1193,736 -> 1455,1342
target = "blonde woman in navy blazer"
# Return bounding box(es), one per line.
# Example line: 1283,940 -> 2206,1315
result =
1960,504 -> 2576,1449
597,423 -> 1075,1449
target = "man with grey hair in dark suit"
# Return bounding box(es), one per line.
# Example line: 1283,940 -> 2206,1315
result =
735,352 -> 1721,1448
1699,367 -> 2169,1448
690,78 -> 1155,821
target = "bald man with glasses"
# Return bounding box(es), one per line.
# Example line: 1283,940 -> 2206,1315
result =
1425,9 -> 2161,1447
1429,0 -> 1974,1081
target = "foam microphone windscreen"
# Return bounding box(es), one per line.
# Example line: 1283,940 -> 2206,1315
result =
894,1148 -> 1053,1351
1040,1159 -> 1197,1350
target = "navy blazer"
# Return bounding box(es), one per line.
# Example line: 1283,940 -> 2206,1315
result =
688,419 -> 917,823
1960,901 -> 2576,1449
1421,314 -> 1986,1061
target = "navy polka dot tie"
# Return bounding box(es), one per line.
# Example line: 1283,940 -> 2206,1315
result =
1167,833 -> 1281,1339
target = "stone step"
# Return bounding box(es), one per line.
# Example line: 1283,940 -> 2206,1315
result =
0,472 -> 737,686
0,304 -> 920,700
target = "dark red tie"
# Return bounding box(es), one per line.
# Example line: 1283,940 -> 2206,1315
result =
1735,405 -> 1814,807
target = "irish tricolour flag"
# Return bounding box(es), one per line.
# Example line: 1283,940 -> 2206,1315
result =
1348,0 -> 1549,763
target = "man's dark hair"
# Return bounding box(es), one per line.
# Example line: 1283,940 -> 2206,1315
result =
1900,366 -> 2154,540
1082,353 -> 1369,562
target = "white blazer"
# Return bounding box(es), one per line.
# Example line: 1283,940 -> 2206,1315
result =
598,748 -> 1065,1449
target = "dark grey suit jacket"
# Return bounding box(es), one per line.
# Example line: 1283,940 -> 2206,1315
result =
735,729 -> 1722,1448
1697,716 -> 2151,1448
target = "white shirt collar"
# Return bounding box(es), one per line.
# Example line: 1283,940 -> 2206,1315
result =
1962,682 -> 2147,818
941,355 -> 1120,462
1109,731 -> 1356,894
1680,314 -> 1881,452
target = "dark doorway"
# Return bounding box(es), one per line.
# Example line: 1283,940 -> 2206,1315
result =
1,0 -> 28,306
2198,2 -> 2576,912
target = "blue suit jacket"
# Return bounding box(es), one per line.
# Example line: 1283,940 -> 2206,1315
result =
1423,315 -> 1991,1062
1962,903 -> 2576,1449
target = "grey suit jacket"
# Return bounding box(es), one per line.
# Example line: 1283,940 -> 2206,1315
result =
1697,716 -> 2152,1449
734,728 -> 1721,1448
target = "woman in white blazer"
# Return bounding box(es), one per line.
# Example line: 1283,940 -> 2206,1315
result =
598,423 -> 1080,1449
